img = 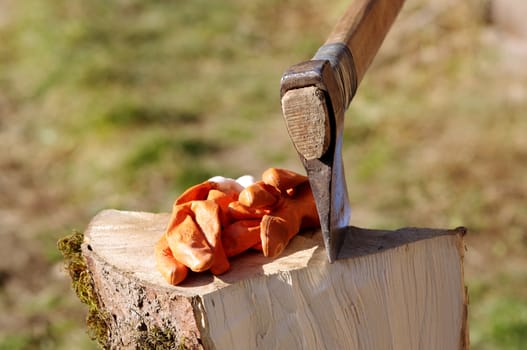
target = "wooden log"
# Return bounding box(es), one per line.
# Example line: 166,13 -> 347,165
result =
80,209 -> 468,349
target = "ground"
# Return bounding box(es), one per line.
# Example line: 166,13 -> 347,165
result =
0,0 -> 526,349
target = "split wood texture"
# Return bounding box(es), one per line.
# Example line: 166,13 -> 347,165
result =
81,209 -> 469,349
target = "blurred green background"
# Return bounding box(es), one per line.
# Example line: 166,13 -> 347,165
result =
1,0 -> 526,348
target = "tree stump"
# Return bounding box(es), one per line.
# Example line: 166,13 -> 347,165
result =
79,209 -> 468,349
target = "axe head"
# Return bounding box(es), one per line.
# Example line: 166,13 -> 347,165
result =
280,58 -> 353,262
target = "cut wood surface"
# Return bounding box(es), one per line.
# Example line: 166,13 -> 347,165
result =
82,209 -> 468,349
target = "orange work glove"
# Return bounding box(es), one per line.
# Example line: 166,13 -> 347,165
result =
155,177 -> 247,285
226,168 -> 320,258
154,170 -> 320,286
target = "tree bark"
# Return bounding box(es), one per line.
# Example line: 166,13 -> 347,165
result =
81,209 -> 468,349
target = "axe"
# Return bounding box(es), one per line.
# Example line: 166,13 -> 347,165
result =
280,0 -> 406,262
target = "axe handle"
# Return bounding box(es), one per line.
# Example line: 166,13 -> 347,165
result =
325,0 -> 405,85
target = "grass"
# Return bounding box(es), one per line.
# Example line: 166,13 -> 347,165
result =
0,0 -> 526,348
469,270 -> 527,349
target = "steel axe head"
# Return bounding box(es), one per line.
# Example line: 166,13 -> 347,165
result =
280,52 -> 356,263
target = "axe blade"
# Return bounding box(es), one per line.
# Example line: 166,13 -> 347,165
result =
303,142 -> 351,263
281,62 -> 351,262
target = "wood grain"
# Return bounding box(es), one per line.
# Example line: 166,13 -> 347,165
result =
281,86 -> 330,160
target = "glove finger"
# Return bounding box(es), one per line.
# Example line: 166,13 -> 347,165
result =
154,235 -> 189,285
209,238 -> 230,275
222,220 -> 261,257
165,204 -> 214,272
238,181 -> 281,208
207,189 -> 237,228
191,200 -> 230,275
228,201 -> 269,220
262,168 -> 308,192
260,215 -> 291,258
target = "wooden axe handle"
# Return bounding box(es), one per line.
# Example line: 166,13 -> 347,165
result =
325,0 -> 405,84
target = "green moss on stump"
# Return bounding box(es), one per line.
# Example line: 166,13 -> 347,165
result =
58,231 -> 190,349
58,231 -> 111,347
